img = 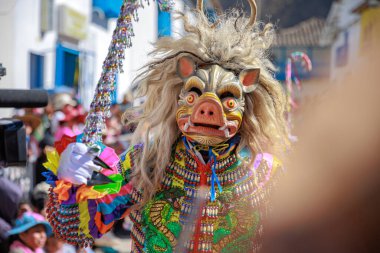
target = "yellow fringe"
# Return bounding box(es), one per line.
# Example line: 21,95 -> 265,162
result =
78,201 -> 91,237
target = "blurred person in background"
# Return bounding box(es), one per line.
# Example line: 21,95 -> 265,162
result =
104,104 -> 124,154
28,105 -> 54,148
0,177 -> 23,252
119,92 -> 133,113
30,182 -> 50,218
18,201 -> 33,218
14,114 -> 42,164
44,236 -> 65,253
34,99 -> 56,186
34,136 -> 55,186
52,93 -> 85,141
7,212 -> 52,253
44,235 -> 78,253
33,99 -> 56,154
13,101 -> 56,186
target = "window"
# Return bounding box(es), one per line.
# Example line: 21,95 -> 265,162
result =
55,44 -> 79,91
30,53 -> 44,89
40,0 -> 53,36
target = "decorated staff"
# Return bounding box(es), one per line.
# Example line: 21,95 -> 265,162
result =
285,51 -> 312,142
82,0 -> 175,146
43,0 -> 289,252
285,51 -> 313,109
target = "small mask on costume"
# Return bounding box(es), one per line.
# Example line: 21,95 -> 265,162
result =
176,56 -> 260,146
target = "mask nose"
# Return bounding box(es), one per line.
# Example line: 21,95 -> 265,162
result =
199,105 -> 215,116
191,99 -> 224,126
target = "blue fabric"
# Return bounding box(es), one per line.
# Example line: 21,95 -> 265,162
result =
97,195 -> 131,216
42,171 -> 57,187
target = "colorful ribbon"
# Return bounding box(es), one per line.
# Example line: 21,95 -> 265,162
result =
209,148 -> 223,202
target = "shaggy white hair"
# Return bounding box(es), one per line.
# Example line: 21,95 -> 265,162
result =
123,10 -> 289,205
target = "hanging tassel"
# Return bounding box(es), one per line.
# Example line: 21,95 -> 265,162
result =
209,148 -> 223,202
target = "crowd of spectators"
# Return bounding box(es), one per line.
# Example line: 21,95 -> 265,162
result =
0,92 -> 135,253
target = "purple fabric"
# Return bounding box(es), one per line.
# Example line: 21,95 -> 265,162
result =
87,200 -> 101,238
61,186 -> 79,205
88,199 -> 131,238
101,204 -> 130,224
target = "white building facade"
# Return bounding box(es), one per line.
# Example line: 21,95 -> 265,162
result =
320,0 -> 364,82
0,0 -> 192,113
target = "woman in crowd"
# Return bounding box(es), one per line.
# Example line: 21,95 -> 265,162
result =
7,212 -> 52,253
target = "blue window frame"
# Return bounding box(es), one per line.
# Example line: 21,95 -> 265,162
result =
30,53 -> 44,89
92,0 -> 123,19
55,44 -> 79,90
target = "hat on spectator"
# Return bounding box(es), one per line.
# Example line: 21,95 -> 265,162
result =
14,114 -> 42,131
7,212 -> 52,236
53,93 -> 77,111
31,182 -> 50,213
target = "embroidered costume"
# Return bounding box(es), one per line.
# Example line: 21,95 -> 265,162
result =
44,0 -> 289,252
45,135 -> 281,252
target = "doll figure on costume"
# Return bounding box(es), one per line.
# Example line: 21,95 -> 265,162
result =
43,0 -> 289,252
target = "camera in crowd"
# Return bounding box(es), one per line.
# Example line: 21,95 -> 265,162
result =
0,118 -> 27,167
0,64 -> 48,167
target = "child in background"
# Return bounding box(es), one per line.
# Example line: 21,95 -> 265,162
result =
17,201 -> 33,218
7,212 -> 52,253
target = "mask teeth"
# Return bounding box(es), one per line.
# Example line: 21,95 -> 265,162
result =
184,123 -> 190,131
188,117 -> 194,127
219,125 -> 227,130
224,129 -> 230,138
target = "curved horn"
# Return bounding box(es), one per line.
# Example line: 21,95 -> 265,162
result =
197,0 -> 204,13
247,0 -> 257,27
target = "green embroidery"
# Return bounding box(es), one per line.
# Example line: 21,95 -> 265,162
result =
221,232 -> 254,253
214,228 -> 231,244
145,226 -> 172,253
143,188 -> 185,253
167,222 -> 182,238
224,210 -> 260,252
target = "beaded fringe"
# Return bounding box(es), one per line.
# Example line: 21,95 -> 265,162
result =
46,187 -> 94,248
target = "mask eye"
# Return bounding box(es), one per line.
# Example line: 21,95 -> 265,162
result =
186,92 -> 198,105
223,98 -> 238,110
